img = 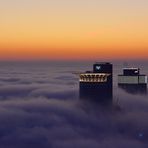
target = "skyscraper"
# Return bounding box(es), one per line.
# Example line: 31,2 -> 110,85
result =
118,68 -> 147,94
79,62 -> 113,104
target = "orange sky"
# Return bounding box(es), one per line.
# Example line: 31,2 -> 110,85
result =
0,0 -> 148,60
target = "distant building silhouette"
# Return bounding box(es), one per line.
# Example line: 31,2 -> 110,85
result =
118,68 -> 147,94
79,62 -> 113,104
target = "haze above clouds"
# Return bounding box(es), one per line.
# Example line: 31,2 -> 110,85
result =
0,61 -> 148,148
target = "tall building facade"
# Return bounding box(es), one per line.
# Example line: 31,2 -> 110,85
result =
118,68 -> 147,94
79,62 -> 113,104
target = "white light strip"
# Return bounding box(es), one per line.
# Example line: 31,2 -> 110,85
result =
145,76 -> 148,84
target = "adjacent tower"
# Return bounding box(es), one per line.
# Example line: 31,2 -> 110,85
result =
79,62 -> 113,104
118,68 -> 147,94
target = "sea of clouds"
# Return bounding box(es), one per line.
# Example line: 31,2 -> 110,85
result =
0,61 -> 147,148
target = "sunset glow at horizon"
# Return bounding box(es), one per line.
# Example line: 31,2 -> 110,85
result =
0,0 -> 148,60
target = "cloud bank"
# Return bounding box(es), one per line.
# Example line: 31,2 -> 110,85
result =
0,61 -> 147,148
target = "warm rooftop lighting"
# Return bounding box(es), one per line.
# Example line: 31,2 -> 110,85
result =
79,73 -> 110,83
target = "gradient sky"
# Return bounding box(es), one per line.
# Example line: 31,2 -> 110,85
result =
0,0 -> 148,60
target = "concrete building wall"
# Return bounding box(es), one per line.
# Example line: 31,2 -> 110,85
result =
118,75 -> 147,84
